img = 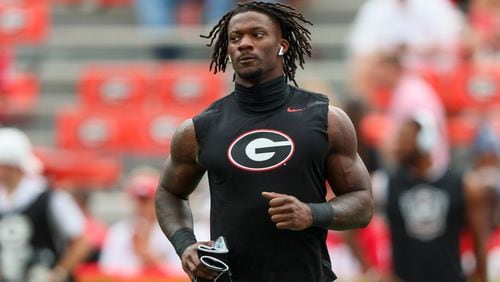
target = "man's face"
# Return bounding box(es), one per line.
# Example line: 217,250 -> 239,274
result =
0,164 -> 20,187
227,11 -> 288,86
371,58 -> 400,89
395,121 -> 420,166
134,195 -> 156,221
474,153 -> 499,169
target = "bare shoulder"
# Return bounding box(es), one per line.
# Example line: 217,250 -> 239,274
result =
170,118 -> 199,164
327,106 -> 353,128
326,105 -> 357,155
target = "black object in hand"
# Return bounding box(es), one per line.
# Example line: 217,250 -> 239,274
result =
195,236 -> 232,282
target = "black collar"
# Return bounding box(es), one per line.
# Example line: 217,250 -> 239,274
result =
233,75 -> 290,113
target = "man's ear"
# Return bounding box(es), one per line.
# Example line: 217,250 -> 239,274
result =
278,46 -> 285,56
279,40 -> 289,55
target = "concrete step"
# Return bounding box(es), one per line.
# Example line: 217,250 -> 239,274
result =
51,4 -> 137,26
34,59 -> 347,85
37,24 -> 348,48
16,45 -> 345,67
51,1 -> 363,26
310,0 -> 365,11
88,190 -> 133,224
8,125 -> 56,147
304,0 -> 362,24
36,92 -> 76,115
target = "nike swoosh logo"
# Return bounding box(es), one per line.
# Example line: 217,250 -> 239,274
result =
287,107 -> 305,112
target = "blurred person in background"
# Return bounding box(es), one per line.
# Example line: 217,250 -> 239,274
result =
468,123 -> 500,232
0,128 -> 90,282
346,0 -> 464,98
461,122 -> 500,280
369,52 -> 450,175
463,0 -> 500,68
383,110 -> 487,282
343,99 -> 381,174
98,166 -> 182,277
69,189 -> 107,264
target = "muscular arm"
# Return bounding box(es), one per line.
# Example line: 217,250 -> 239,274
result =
463,171 -> 488,282
325,106 -> 373,230
51,235 -> 90,281
48,192 -> 91,282
155,119 -> 206,240
263,106 -> 373,231
155,119 -> 218,280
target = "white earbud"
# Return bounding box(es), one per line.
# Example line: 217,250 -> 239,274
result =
278,46 -> 285,56
228,56 -> 232,64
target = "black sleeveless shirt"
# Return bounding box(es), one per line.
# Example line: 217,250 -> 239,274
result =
193,76 -> 336,282
386,168 -> 465,282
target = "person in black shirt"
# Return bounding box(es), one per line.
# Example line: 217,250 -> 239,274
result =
385,110 -> 487,282
155,2 -> 373,281
0,128 -> 90,282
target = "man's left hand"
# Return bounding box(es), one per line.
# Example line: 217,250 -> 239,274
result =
262,192 -> 313,231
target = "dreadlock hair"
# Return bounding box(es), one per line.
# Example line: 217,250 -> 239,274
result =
200,1 -> 313,86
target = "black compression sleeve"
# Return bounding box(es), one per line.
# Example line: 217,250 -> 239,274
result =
171,227 -> 197,258
308,202 -> 334,229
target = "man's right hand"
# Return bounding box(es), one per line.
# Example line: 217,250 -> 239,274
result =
181,241 -> 218,281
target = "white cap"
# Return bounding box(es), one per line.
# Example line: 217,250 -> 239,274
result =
0,127 -> 42,175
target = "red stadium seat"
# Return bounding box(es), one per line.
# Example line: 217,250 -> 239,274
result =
78,65 -> 152,110
34,147 -> 122,188
56,106 -> 193,155
443,64 -> 500,113
151,63 -> 226,113
56,107 -> 130,152
419,68 -> 452,111
130,107 -> 190,156
0,2 -> 49,45
446,114 -> 479,146
1,72 -> 39,116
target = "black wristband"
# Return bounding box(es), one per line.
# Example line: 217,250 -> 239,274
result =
308,202 -> 334,229
171,227 -> 197,258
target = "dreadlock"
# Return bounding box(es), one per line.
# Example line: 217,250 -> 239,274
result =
200,1 -> 313,86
